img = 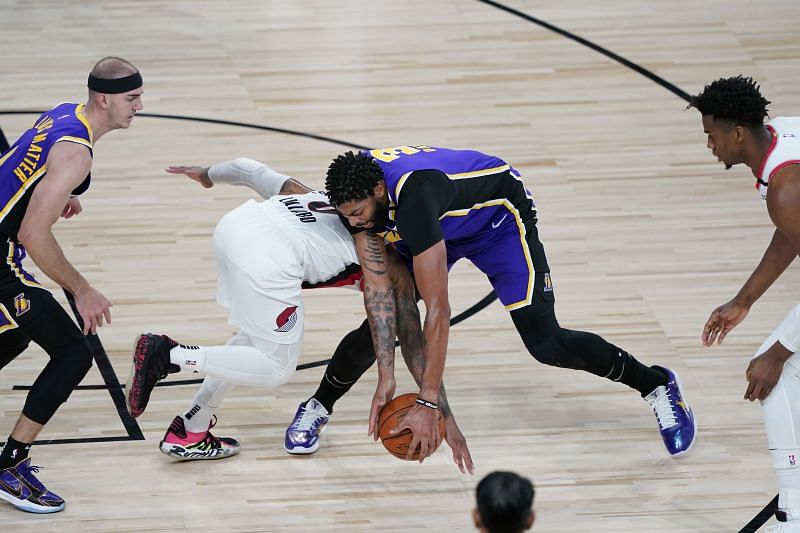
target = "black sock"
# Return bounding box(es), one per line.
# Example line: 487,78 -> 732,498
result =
0,437 -> 31,469
608,350 -> 668,396
312,371 -> 357,414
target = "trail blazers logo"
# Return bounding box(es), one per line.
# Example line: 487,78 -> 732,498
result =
275,306 -> 299,332
14,293 -> 30,317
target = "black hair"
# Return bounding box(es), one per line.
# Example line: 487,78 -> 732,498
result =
325,151 -> 384,206
687,75 -> 771,129
476,471 -> 535,533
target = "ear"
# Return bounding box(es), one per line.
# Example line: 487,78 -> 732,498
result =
526,510 -> 535,530
734,125 -> 747,144
373,180 -> 386,198
472,508 -> 483,530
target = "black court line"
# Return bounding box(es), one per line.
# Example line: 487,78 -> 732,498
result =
16,291 -> 499,392
476,0 -> 691,102
0,110 -> 371,151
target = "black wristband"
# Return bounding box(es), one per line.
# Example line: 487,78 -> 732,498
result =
415,398 -> 439,410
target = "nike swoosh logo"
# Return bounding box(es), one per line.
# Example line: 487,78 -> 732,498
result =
491,214 -> 508,229
0,477 -> 32,501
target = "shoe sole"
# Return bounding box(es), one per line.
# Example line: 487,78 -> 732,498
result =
284,423 -> 327,455
667,369 -> 697,458
0,488 -> 65,514
159,440 -> 240,461
125,333 -> 151,418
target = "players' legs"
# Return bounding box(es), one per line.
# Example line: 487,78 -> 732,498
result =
759,305 -> 800,529
157,330 -> 302,461
0,287 -> 92,512
310,319 -> 375,413
469,209 -> 694,455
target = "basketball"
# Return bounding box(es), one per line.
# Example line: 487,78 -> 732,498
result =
378,393 -> 446,460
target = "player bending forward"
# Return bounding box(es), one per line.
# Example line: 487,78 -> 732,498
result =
123,157 -> 473,471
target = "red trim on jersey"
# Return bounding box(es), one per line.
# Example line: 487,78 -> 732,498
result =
770,160 -> 800,180
308,271 -> 364,290
756,125 -> 779,188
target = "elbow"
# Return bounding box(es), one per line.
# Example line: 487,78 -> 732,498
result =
17,225 -> 34,248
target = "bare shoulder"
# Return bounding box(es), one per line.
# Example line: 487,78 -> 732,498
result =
767,164 -> 800,235
47,141 -> 92,173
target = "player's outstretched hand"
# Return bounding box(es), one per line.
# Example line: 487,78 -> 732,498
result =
443,415 -> 474,474
165,165 -> 213,188
368,377 -> 396,441
395,404 -> 439,463
703,299 -> 749,346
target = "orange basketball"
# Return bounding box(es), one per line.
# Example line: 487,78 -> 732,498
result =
378,393 -> 446,460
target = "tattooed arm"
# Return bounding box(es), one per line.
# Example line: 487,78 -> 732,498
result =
355,231 -> 401,439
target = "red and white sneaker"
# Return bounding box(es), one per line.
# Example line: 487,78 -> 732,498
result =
159,416 -> 240,461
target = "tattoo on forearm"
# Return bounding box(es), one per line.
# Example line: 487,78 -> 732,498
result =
363,233 -> 387,275
364,286 -> 396,368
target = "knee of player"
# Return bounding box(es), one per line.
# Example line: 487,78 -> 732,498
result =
65,338 -> 94,375
527,331 -> 587,372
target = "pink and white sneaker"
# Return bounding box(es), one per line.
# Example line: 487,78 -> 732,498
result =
159,416 -> 240,460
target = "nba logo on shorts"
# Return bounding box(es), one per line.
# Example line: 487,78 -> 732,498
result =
275,306 -> 298,333
543,273 -> 553,292
13,293 -> 30,317
790,454 -> 797,466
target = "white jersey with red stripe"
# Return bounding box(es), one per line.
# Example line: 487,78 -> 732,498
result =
213,192 -> 361,345
757,117 -> 800,200
267,191 -> 362,290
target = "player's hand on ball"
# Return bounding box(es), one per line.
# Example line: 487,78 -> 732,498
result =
443,415 -> 474,474
368,377 -> 396,441
395,404 -> 439,463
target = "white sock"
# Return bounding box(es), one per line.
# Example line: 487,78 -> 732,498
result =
183,376 -> 233,433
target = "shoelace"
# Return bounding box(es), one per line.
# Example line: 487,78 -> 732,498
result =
290,404 -> 326,431
200,416 -> 222,449
17,463 -> 46,492
647,387 -> 678,430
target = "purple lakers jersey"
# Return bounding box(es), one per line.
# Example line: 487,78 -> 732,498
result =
0,103 -> 93,241
367,145 -> 534,244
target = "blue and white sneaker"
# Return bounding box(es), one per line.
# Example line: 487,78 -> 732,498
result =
284,398 -> 330,455
0,458 -> 65,513
645,366 -> 697,456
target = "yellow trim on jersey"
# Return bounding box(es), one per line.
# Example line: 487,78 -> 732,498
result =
448,164 -> 510,180
56,136 -> 93,149
393,165 -> 512,201
441,199 -> 534,310
393,172 -> 414,202
74,104 -> 94,144
0,165 -> 48,224
6,240 -> 44,289
0,303 -> 19,333
0,146 -> 19,168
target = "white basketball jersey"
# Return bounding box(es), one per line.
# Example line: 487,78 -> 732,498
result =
267,191 -> 362,290
757,117 -> 800,200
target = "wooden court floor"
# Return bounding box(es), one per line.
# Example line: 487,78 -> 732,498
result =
2,0 -> 800,531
